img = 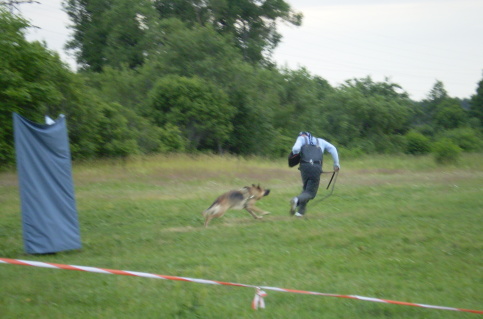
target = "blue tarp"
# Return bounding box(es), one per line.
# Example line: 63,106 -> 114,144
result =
13,113 -> 81,254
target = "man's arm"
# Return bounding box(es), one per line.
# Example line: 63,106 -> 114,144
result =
291,136 -> 305,154
319,139 -> 340,170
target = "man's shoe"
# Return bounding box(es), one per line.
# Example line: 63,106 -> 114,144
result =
294,212 -> 303,217
289,197 -> 298,215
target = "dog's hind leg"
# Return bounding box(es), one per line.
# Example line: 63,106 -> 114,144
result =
203,208 -> 222,227
202,209 -> 214,227
204,215 -> 214,227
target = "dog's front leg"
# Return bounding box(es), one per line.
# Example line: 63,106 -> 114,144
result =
244,208 -> 262,219
250,206 -> 271,217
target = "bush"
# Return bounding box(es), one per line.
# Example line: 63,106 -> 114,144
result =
338,146 -> 365,159
404,131 -> 431,155
272,132 -> 294,158
439,127 -> 482,151
374,134 -> 407,154
432,138 -> 462,164
348,138 -> 376,153
414,124 -> 435,137
159,124 -> 187,152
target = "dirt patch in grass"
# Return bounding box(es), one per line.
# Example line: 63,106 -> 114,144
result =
0,172 -> 18,187
355,168 -> 407,175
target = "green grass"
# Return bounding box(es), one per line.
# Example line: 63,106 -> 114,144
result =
1,153 -> 482,318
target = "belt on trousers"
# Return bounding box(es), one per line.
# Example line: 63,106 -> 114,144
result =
301,160 -> 321,165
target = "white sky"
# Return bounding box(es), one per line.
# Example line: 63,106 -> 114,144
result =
17,0 -> 483,101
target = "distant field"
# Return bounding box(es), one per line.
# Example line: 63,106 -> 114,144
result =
1,153 -> 482,318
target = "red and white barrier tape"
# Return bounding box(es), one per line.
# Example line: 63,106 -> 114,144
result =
1,257 -> 482,314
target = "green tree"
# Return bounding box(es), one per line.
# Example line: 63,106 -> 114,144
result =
64,0 -> 158,71
77,20 -> 285,157
433,98 -> 467,130
83,65 -> 146,111
83,69 -> 172,155
273,67 -> 333,138
153,0 -> 302,64
145,75 -> 235,152
0,8 -> 154,163
418,81 -> 469,132
225,66 -> 280,155
141,20 -> 285,155
469,74 -> 483,127
149,19 -> 245,83
418,80 -> 449,128
323,77 -> 413,152
0,9 -> 70,164
95,102 -> 139,157
426,80 -> 448,104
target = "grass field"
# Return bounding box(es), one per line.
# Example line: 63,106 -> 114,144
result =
0,153 -> 482,318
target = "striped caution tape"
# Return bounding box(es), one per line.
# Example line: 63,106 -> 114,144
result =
1,258 -> 481,314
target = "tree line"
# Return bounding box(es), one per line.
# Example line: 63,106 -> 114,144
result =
1,2 -> 482,167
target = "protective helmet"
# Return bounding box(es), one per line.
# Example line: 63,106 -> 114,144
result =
299,131 -> 314,145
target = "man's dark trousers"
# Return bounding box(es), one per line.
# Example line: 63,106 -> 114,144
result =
297,163 -> 322,215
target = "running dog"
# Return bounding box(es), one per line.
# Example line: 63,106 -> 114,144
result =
202,184 -> 271,227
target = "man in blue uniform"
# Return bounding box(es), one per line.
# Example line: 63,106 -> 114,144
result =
289,132 -> 340,217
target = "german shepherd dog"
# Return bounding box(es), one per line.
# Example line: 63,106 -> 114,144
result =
202,184 -> 271,227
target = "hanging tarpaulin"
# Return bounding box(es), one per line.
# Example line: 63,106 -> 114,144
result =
13,113 -> 81,254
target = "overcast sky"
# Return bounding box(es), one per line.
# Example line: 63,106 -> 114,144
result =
18,0 -> 483,101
